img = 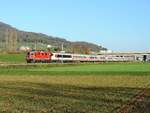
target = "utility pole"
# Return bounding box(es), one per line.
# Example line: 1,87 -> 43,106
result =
34,40 -> 37,50
61,43 -> 64,64
61,42 -> 64,51
5,29 -> 9,51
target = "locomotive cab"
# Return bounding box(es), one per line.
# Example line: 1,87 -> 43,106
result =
26,51 -> 53,63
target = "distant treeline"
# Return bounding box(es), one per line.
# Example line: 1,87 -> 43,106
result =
0,21 -> 107,53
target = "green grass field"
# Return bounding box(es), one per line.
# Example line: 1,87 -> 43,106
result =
1,63 -> 150,76
0,53 -> 26,63
0,54 -> 150,113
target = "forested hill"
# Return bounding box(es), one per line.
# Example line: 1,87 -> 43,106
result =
0,21 -> 107,53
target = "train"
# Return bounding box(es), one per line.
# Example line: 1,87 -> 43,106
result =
26,50 -> 150,63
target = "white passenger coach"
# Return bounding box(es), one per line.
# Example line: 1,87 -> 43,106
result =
50,52 -> 150,62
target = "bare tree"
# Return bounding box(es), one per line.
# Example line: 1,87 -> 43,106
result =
5,29 -> 18,52
72,44 -> 90,54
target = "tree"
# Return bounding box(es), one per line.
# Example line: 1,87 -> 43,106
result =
5,29 -> 17,52
72,44 -> 90,54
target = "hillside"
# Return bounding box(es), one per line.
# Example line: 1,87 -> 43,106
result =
0,21 -> 107,53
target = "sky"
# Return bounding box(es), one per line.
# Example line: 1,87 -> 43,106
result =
0,0 -> 150,52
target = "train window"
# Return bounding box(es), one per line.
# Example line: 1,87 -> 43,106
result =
57,54 -> 72,58
90,56 -> 96,59
57,55 -> 61,57
63,55 -> 71,58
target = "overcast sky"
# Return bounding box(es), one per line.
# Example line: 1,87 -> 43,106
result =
0,0 -> 150,51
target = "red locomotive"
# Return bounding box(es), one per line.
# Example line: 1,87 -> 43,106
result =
26,51 -> 53,63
